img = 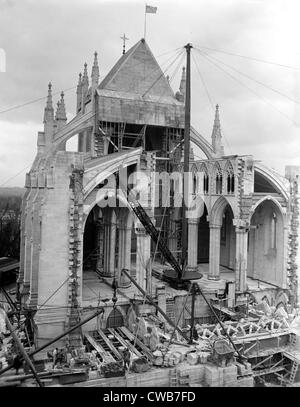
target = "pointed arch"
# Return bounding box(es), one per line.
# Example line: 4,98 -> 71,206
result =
224,160 -> 235,194
214,162 -> 223,194
250,195 -> 285,219
197,162 -> 209,194
210,196 -> 235,226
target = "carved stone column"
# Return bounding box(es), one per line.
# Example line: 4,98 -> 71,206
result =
135,223 -> 151,293
208,224 -> 221,280
234,220 -> 249,292
96,219 -> 104,274
102,212 -> 114,277
108,216 -> 116,277
117,225 -> 132,288
187,218 -> 199,270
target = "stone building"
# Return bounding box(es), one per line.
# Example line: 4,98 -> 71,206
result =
18,39 -> 300,347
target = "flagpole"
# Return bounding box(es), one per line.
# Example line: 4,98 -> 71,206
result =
144,3 -> 147,39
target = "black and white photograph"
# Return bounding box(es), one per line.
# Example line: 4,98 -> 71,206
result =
0,0 -> 299,394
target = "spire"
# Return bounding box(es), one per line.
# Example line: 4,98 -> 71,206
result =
76,72 -> 82,113
55,91 -> 67,130
211,104 -> 224,157
43,82 -> 54,123
43,82 -> 55,148
82,62 -> 89,88
81,62 -> 89,113
175,67 -> 186,102
91,52 -> 99,89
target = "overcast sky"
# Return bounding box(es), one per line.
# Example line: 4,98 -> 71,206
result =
0,0 -> 299,187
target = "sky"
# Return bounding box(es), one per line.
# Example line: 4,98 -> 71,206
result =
0,0 -> 299,187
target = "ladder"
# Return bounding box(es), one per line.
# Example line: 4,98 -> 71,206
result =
290,333 -> 297,348
166,298 -> 176,324
178,370 -> 190,386
288,360 -> 299,386
121,184 -> 183,279
169,368 -> 178,387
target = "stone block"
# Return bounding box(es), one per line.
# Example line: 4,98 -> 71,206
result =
204,364 -> 224,387
187,352 -> 199,365
222,365 -> 237,386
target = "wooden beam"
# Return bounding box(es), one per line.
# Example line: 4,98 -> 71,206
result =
107,328 -> 142,358
97,329 -> 122,360
118,327 -> 154,361
85,333 -> 115,363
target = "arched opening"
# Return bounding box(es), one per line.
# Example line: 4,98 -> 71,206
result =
203,173 -> 209,194
197,204 -> 209,263
83,207 -> 101,271
106,307 -> 124,328
215,166 -> 223,194
247,199 -> 284,286
220,205 -> 235,270
82,198 -> 135,304
254,171 -> 278,193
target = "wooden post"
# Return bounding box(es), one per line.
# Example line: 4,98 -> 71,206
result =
181,43 -> 192,271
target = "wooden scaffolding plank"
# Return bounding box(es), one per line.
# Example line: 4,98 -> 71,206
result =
97,329 -> 122,360
118,327 -> 154,361
107,328 -> 143,358
85,333 -> 115,363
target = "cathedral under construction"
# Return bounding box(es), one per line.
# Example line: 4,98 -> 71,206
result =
6,38 -> 300,387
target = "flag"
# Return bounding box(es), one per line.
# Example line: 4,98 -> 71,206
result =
146,4 -> 157,14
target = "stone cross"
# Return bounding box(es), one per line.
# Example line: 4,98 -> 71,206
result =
120,33 -> 129,55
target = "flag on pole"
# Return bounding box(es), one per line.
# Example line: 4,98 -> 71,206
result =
146,4 -> 157,14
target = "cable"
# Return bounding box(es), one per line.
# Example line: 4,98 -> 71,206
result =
192,52 -> 214,110
195,49 -> 298,126
142,49 -> 184,97
195,48 -> 299,105
37,277 -> 69,312
195,44 -> 299,70
0,47 -> 182,117
0,86 -> 76,116
156,47 -> 183,59
191,52 -> 233,155
0,164 -> 32,188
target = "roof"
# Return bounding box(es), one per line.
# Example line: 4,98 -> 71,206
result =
98,39 -> 178,103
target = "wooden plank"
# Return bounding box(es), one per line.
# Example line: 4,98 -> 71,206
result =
97,329 -> 122,360
253,366 -> 286,377
212,304 -> 237,318
107,328 -> 143,358
118,327 -> 154,361
85,333 -> 115,363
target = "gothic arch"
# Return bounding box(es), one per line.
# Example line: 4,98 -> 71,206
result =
106,306 -> 125,328
82,188 -> 131,230
83,148 -> 142,198
254,163 -> 289,201
224,161 -> 235,195
210,196 -> 235,226
247,198 -> 285,287
250,195 -> 285,220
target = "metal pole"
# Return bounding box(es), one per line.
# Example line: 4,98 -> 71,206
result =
1,287 -> 18,311
1,309 -> 43,387
181,43 -> 192,270
0,308 -> 104,376
196,283 -> 244,360
121,269 -> 189,342
189,283 -> 196,344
